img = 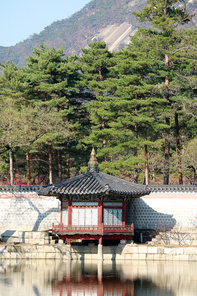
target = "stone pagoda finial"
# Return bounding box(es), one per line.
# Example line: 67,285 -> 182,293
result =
87,148 -> 99,173
88,148 -> 98,166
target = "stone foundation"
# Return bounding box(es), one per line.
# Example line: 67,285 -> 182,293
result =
1,243 -> 197,261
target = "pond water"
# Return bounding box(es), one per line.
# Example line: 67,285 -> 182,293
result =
0,260 -> 196,296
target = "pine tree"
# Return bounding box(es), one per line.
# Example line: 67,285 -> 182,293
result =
85,47 -> 167,183
78,41 -> 114,152
132,0 -> 196,184
0,55 -> 72,185
0,61 -> 25,184
0,97 -> 70,184
24,44 -> 79,183
79,41 -> 113,89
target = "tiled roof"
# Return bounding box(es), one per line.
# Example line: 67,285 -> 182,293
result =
0,184 -> 196,195
149,185 -> 197,193
38,148 -> 150,199
38,170 -> 150,199
0,185 -> 42,193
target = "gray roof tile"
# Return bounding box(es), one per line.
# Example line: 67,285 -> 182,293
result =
38,170 -> 150,199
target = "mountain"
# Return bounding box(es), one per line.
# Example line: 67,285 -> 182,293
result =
0,0 -> 196,68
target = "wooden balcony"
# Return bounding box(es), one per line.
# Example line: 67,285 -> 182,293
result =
52,223 -> 134,236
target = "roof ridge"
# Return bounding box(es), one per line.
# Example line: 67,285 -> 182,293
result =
94,172 -> 110,191
53,172 -> 89,187
149,184 -> 197,192
99,172 -> 145,187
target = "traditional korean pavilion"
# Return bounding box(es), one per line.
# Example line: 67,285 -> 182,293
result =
40,148 -> 150,252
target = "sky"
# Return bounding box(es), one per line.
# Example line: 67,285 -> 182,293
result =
1,0 -> 90,47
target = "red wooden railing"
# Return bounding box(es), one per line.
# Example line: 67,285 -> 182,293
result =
104,224 -> 134,234
52,223 -> 134,236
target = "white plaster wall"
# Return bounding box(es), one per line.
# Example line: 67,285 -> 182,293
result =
126,193 -> 197,230
0,196 -> 60,233
1,191 -> 197,234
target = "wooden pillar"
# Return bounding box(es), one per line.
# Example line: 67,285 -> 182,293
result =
98,201 -> 103,225
97,260 -> 103,284
60,201 -> 63,225
132,281 -> 134,296
65,261 -> 71,283
59,281 -> 63,296
68,201 -> 72,226
122,201 -> 126,226
66,241 -> 72,260
122,286 -> 126,296
97,284 -> 104,296
67,238 -> 71,244
98,237 -> 103,260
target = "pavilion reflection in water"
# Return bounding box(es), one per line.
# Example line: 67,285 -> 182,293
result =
0,260 -> 181,296
52,261 -> 134,296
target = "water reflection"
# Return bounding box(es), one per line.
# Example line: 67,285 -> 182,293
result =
0,260 -> 196,296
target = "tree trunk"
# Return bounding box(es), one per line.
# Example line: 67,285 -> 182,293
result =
164,70 -> 170,185
57,104 -> 62,181
49,142 -> 53,184
152,167 -> 156,183
66,138 -> 70,179
163,0 -> 171,184
165,54 -> 169,67
134,170 -> 138,183
145,138 -> 149,185
66,153 -> 70,179
164,117 -> 170,184
26,149 -> 31,185
101,116 -> 107,162
99,71 -> 106,152
99,67 -> 102,81
188,166 -> 196,184
9,143 -> 14,185
58,149 -> 62,182
175,112 -> 183,184
66,101 -> 70,179
134,103 -> 138,183
101,116 -> 106,148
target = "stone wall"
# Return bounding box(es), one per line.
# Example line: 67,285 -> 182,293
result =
0,189 -> 60,235
1,185 -> 197,236
126,188 -> 197,231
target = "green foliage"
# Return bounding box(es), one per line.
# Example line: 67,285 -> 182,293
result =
82,43 -> 168,180
0,0 -> 196,185
133,0 -> 191,32
129,0 -> 197,184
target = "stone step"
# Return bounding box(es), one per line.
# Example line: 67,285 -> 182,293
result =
0,230 -> 62,245
1,230 -> 20,243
